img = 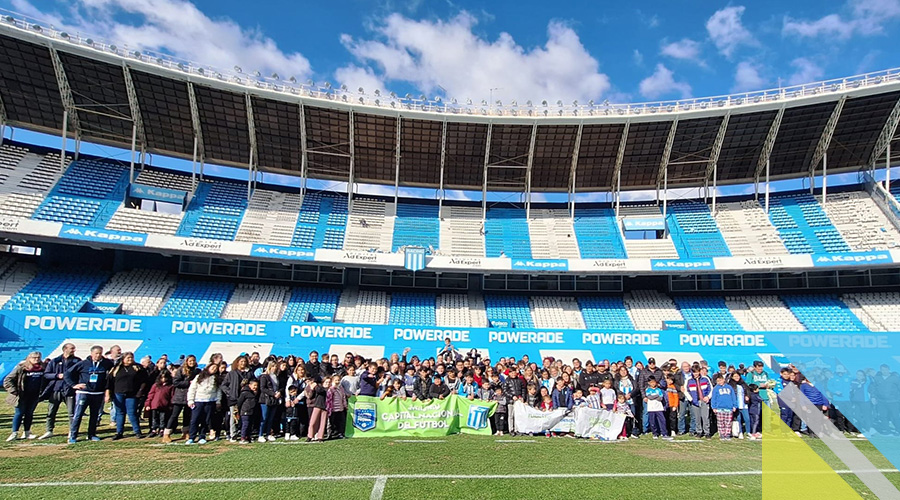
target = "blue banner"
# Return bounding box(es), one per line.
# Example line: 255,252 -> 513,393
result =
511,259 -> 569,271
662,320 -> 688,330
79,301 -> 123,314
812,251 -> 893,267
129,183 -> 187,204
489,319 -> 513,328
307,312 -> 335,322
623,217 -> 666,231
650,258 -> 714,270
250,244 -> 315,260
0,312 -> 789,377
59,225 -> 147,246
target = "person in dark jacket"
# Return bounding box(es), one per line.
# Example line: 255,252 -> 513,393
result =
412,367 -> 431,401
306,378 -> 328,441
236,380 -> 259,443
358,363 -> 379,397
221,355 -> 251,441
577,362 -> 601,393
40,342 -> 80,439
637,358 -> 666,434
305,351 -> 323,382
108,352 -> 148,439
162,355 -> 198,443
258,361 -> 283,442
428,375 -> 451,400
503,370 -> 525,435
871,364 -> 900,435
144,370 -> 175,437
65,345 -> 114,443
4,351 -> 46,441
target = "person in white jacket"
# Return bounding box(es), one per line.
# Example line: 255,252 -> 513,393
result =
186,364 -> 222,445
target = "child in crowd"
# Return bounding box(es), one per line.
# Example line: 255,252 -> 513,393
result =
236,379 -> 259,444
391,378 -> 408,399
614,393 -> 635,440
644,377 -> 669,440
572,388 -> 586,408
665,376 -> 680,438
525,383 -> 540,408
284,385 -> 301,441
145,370 -> 175,438
341,365 -> 360,396
326,375 -> 348,439
490,387 -> 508,436
711,374 -> 737,440
585,386 -> 602,409
600,379 -> 616,411
748,384 -> 763,440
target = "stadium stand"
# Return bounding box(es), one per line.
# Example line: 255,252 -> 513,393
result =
2,269 -> 108,313
291,192 -> 347,250
673,296 -> 743,331
438,206 -> 485,257
176,181 -> 247,241
485,208 -> 532,259
392,202 -> 440,253
528,209 -> 580,259
844,292 -> 900,332
0,150 -> 70,219
389,292 -> 437,326
767,193 -> 850,254
0,261 -> 37,308
343,197 -> 392,252
134,168 -> 195,193
666,202 -> 731,258
780,294 -> 866,331
31,159 -> 129,227
335,289 -> 388,325
577,296 -> 635,330
281,287 -> 342,323
623,290 -> 684,330
467,293 -> 489,328
106,205 -> 183,235
436,294 -> 474,327
714,201 -> 788,256
821,192 -> 900,251
736,295 -> 807,331
530,296 -> 585,329
221,284 -> 289,321
235,189 -> 303,247
92,269 -> 176,316
158,280 -> 235,319
0,144 -> 28,186
573,208 -> 627,259
484,294 -> 535,328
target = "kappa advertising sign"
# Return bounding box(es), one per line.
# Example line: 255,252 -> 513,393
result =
622,217 -> 666,231
511,259 -> 569,271
250,244 -> 315,261
0,311 -> 792,378
650,258 -> 715,270
129,183 -> 187,204
812,251 -> 893,267
345,395 -> 497,437
59,225 -> 147,246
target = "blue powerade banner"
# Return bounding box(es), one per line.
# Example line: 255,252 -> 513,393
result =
0,311 -> 853,377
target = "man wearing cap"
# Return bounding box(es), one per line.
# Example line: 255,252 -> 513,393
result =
595,361 -> 614,387
637,358 -> 665,435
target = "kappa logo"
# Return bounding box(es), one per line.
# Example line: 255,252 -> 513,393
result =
353,401 -> 377,431
132,186 -> 145,194
253,246 -> 314,258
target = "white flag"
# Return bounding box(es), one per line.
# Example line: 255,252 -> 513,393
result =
573,407 -> 626,441
512,402 -> 568,434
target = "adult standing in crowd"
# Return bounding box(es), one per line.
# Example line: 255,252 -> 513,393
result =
66,345 -> 113,443
161,354 -> 198,443
221,355 -> 251,442
109,352 -> 148,440
186,362 -> 222,445
40,343 -> 80,439
4,351 -> 45,441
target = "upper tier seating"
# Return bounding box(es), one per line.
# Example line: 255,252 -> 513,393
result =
485,208 -> 532,259
32,159 -> 129,227
344,197 -> 392,252
578,296 -> 635,330
821,192 -> 900,251
624,290 -> 684,330
281,287 -> 342,322
389,292 -> 437,326
0,149 -> 70,217
158,280 -> 234,319
221,284 -> 289,321
105,207 -> 183,236
176,181 -> 247,240
781,294 -> 866,331
573,208 -> 627,259
439,206 -> 485,257
528,209 -> 580,259
673,296 -> 743,331
392,203 -> 440,252
2,270 -> 108,313
235,189 -> 302,247
484,294 -> 535,328
768,193 -> 850,254
134,168 -> 195,192
291,192 -> 347,249
714,201 -> 788,256
667,202 -> 731,258
92,269 -> 176,316
530,295 -> 585,329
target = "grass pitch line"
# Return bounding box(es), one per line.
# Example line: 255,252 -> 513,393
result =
370,476 -> 387,500
393,440 -> 447,443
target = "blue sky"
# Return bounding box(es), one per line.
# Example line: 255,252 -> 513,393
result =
2,0 -> 899,201
4,0 -> 900,104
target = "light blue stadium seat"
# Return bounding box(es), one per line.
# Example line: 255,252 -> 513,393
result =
484,295 -> 534,328
484,208 -> 532,259
577,296 -> 634,329
392,203 -> 440,252
158,280 -> 235,319
389,292 -> 437,326
768,194 -> 850,254
290,192 -> 347,249
673,296 -> 743,331
781,294 -> 866,332
281,287 -> 342,322
667,202 -> 731,258
573,208 -> 627,259
2,270 -> 109,313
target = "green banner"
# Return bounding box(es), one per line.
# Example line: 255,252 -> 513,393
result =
345,395 -> 497,437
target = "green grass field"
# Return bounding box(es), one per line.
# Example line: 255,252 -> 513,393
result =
0,399 -> 895,499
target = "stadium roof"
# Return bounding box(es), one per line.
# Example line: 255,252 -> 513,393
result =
1,16 -> 900,194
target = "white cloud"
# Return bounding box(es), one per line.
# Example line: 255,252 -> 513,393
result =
11,0 -> 312,80
334,64 -> 386,95
340,12 -> 611,103
787,58 -> 824,85
732,61 -> 767,92
660,38 -> 702,62
633,49 -> 644,66
638,64 -> 691,99
706,6 -> 756,58
783,0 -> 900,39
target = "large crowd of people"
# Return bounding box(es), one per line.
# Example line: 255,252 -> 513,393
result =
2,337 -> 890,444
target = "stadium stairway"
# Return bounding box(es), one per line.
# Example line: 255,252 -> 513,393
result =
392,202 -> 440,253
714,200 -> 788,256
573,208 -> 627,259
767,193 -> 850,254
234,189 -> 303,247
31,159 -> 129,227
176,181 -> 248,241
291,192 -> 348,250
484,208 -> 532,259
667,202 -> 732,258
438,206 -> 485,257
